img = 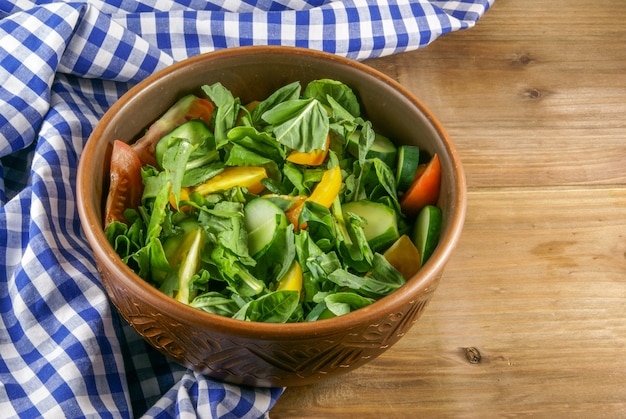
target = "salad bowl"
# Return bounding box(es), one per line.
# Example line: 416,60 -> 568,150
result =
77,46 -> 466,387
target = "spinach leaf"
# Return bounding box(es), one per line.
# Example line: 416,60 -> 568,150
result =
199,201 -> 254,265
357,122 -> 376,164
326,95 -> 358,123
303,79 -> 361,118
345,157 -> 398,205
369,253 -> 407,288
299,200 -> 336,252
202,82 -> 240,148
106,221 -> 133,257
233,290 -> 300,323
330,198 -> 372,272
160,137 -> 196,205
210,246 -> 264,297
324,292 -> 374,317
181,161 -> 225,188
146,178 -> 171,245
327,264 -> 403,298
255,223 -> 296,286
190,291 -> 241,317
372,158 -> 399,203
227,126 -> 286,163
250,81 -> 301,127
295,231 -> 341,303
261,97 -> 329,153
344,211 -> 375,270
224,143 -> 280,181
282,161 -> 308,195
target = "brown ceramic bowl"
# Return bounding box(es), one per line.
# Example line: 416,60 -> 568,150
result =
77,46 -> 466,387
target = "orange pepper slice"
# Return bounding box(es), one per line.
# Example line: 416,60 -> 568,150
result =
286,136 -> 330,166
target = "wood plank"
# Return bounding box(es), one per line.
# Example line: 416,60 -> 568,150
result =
271,1 -> 626,416
365,0 -> 626,188
271,187 -> 626,417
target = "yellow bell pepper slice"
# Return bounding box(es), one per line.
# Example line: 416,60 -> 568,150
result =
276,260 -> 303,294
286,165 -> 342,229
383,235 -> 422,279
193,166 -> 267,196
308,165 -> 342,206
169,186 -> 191,211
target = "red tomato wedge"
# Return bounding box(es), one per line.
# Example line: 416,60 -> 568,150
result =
104,140 -> 144,227
185,97 -> 215,124
400,153 -> 441,218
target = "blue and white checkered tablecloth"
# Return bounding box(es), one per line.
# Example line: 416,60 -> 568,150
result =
0,0 -> 493,417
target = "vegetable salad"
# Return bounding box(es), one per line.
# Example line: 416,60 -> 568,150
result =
104,79 -> 442,323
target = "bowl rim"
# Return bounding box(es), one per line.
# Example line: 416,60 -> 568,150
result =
77,45 -> 467,339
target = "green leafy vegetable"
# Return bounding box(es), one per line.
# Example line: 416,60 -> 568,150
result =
104,78 -> 441,323
262,98 -> 329,152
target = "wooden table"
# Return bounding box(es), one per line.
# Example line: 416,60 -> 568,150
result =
271,0 -> 626,416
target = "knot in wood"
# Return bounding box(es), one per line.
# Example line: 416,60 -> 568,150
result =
464,346 -> 481,364
525,88 -> 542,99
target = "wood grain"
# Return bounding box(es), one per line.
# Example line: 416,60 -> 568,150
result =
367,0 -> 626,189
271,0 -> 626,416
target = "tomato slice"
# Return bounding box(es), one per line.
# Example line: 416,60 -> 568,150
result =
400,153 -> 441,218
185,97 -> 215,125
104,140 -> 144,227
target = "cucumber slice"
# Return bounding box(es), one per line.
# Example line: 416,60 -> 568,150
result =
411,205 -> 442,265
244,198 -> 288,257
395,145 -> 420,192
155,119 -> 212,168
368,133 -> 397,168
342,200 -> 399,252
347,130 -> 398,168
174,227 -> 205,304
